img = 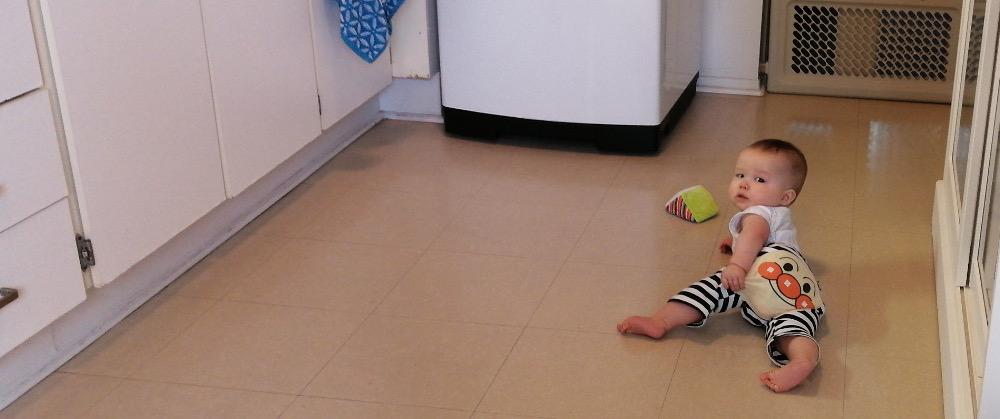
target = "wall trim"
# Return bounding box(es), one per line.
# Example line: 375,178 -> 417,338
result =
697,76 -> 765,96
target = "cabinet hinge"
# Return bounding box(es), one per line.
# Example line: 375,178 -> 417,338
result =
317,94 -> 322,115
76,234 -> 96,271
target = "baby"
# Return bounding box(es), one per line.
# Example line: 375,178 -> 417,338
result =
617,139 -> 824,393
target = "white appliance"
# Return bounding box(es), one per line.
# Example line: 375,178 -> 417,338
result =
437,0 -> 703,153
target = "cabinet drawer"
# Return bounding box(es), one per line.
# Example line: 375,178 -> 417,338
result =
0,200 -> 86,356
0,91 -> 68,233
0,0 -> 43,103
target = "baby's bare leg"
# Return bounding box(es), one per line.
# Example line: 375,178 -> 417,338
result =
759,336 -> 819,392
617,301 -> 702,339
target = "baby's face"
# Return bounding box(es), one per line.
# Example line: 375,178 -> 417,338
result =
728,148 -> 798,211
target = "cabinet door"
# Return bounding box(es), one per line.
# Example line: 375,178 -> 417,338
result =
41,0 -> 226,287
201,0 -> 323,196
0,0 -> 42,103
311,0 -> 393,129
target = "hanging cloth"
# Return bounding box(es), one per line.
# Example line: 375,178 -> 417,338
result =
340,0 -> 406,63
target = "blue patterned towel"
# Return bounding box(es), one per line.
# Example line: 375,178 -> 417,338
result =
340,0 -> 406,63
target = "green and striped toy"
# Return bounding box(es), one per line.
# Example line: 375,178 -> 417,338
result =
665,185 -> 719,223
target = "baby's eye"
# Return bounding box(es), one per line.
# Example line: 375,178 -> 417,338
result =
754,177 -> 766,183
735,173 -> 745,179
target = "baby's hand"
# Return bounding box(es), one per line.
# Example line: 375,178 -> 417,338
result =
720,263 -> 747,291
718,237 -> 733,254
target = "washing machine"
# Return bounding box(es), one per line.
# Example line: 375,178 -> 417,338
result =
437,0 -> 702,153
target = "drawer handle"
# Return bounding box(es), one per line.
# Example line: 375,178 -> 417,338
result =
0,288 -> 18,310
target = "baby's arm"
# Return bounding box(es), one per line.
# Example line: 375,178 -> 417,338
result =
720,214 -> 770,291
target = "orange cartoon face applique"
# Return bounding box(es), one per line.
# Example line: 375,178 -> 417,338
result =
757,259 -> 817,310
737,248 -> 824,320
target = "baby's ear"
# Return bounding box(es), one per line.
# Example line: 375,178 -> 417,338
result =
781,188 -> 797,205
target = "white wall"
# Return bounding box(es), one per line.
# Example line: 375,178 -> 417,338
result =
698,0 -> 764,95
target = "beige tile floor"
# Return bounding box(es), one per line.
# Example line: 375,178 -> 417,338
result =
0,93 -> 948,418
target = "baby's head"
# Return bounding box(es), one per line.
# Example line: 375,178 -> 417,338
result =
729,139 -> 807,210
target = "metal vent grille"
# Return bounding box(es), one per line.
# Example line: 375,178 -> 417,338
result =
767,0 -> 962,103
790,6 -> 952,80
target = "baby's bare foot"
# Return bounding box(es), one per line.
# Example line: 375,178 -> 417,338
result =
616,316 -> 668,339
759,359 -> 815,392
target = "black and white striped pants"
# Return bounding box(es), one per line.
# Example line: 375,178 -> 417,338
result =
669,270 -> 825,366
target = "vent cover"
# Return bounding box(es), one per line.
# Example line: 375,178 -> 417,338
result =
767,0 -> 963,102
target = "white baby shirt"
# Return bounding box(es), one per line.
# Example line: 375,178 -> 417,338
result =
729,205 -> 799,250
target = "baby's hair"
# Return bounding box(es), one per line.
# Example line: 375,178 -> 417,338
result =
747,139 -> 808,194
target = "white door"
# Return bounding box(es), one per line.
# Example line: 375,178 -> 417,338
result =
200,0 -> 323,196
311,0 -> 393,129
41,0 -> 226,287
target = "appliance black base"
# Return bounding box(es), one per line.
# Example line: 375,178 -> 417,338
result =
442,75 -> 698,154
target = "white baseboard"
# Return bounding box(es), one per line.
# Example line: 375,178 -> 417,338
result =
382,111 -> 443,123
697,76 -> 765,96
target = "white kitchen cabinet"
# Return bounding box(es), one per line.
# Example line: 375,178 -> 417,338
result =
41,0 -> 227,287
1,0 -> 391,406
0,0 -> 42,103
0,89 -> 86,356
311,0 -> 393,129
200,0 -> 323,197
36,0 -> 394,288
0,0 -> 84,358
